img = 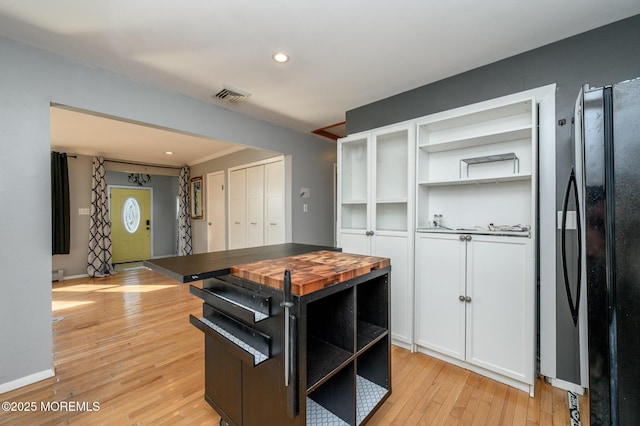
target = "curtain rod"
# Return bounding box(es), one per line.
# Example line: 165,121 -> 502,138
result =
104,158 -> 183,170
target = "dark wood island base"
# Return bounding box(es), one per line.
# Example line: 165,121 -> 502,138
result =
145,243 -> 392,426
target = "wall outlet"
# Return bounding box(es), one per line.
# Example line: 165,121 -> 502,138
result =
78,208 -> 90,215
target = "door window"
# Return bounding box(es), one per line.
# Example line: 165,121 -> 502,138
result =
122,197 -> 141,234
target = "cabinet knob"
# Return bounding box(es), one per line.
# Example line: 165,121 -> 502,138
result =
459,295 -> 466,302
465,296 -> 472,303
465,235 -> 472,241
459,234 -> 466,241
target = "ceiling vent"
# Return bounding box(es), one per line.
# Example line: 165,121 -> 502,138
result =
213,85 -> 251,104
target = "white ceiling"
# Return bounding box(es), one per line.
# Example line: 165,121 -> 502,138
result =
2,1 -> 640,165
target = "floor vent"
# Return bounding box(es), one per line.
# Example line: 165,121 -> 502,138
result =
213,85 -> 251,103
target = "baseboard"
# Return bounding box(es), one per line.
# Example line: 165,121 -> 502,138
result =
548,377 -> 586,395
62,273 -> 89,280
0,368 -> 55,395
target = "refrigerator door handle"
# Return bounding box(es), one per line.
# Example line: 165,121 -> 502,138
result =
561,167 -> 582,327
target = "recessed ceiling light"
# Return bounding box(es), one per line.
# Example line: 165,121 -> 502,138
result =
273,52 -> 289,63
165,151 -> 173,155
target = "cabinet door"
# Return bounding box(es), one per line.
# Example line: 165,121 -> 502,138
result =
338,232 -> 370,256
373,126 -> 411,233
264,160 -> 284,245
338,135 -> 369,232
229,169 -> 247,249
246,165 -> 264,248
415,233 -> 466,360
465,235 -> 533,384
371,234 -> 411,346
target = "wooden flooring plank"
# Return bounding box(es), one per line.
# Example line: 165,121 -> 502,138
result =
0,269 -> 589,425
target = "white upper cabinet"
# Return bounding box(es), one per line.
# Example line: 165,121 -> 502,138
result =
416,97 -> 536,234
337,123 -> 414,348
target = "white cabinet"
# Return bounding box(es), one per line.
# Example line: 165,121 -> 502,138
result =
413,94 -> 537,395
337,124 -> 414,348
415,233 -> 534,394
228,158 -> 285,250
416,97 -> 536,233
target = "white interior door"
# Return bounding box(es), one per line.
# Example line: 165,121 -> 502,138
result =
229,169 -> 247,249
207,172 -> 225,252
246,165 -> 264,248
265,160 -> 284,245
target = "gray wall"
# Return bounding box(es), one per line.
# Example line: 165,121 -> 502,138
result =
0,35 -> 335,389
346,14 -> 640,384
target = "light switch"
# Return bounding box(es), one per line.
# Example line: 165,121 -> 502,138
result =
303,203 -> 308,213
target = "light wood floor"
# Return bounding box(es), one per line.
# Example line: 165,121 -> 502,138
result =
0,268 -> 588,425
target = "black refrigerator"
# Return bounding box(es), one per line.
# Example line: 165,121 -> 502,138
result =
568,78 -> 640,425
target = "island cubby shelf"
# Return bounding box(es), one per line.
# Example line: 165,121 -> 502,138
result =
146,244 -> 391,425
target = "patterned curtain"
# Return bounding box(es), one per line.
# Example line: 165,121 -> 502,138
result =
178,166 -> 193,255
87,157 -> 116,277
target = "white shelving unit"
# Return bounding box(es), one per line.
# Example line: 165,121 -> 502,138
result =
337,123 -> 415,349
416,98 -> 536,232
413,94 -> 537,396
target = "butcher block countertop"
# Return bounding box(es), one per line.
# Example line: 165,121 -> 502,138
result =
144,243 -> 339,283
230,250 -> 390,295
144,244 -> 390,296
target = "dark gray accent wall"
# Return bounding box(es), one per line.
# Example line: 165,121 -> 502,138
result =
346,14 -> 640,384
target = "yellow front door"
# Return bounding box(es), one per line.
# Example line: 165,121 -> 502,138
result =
110,187 -> 151,263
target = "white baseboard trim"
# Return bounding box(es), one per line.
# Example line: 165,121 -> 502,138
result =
62,273 -> 89,280
548,377 -> 586,395
0,368 -> 55,395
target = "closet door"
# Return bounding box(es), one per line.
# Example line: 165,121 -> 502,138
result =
246,165 -> 264,248
229,169 -> 247,249
264,160 -> 284,245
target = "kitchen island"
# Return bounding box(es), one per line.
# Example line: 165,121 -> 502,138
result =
144,243 -> 391,426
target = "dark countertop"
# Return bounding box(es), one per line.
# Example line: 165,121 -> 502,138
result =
143,243 -> 339,283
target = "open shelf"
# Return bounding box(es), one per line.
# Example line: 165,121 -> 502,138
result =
307,287 -> 355,391
307,362 -> 355,425
418,172 -> 531,187
357,274 -> 389,352
419,126 -> 532,152
356,336 -> 390,424
357,321 -> 387,352
356,375 -> 388,425
307,336 -> 353,391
